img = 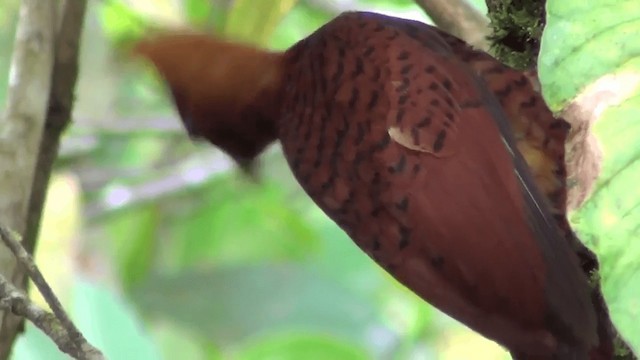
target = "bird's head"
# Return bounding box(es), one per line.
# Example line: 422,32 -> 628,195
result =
132,31 -> 284,178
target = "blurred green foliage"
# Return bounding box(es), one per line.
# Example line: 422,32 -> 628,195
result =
0,0 -> 636,358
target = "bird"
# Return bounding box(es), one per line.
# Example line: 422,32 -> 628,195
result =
132,11 -> 610,359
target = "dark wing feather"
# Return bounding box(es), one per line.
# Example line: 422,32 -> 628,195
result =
435,28 -> 572,223
468,67 -> 597,347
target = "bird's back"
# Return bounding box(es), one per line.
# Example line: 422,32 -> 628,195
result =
278,11 -> 597,357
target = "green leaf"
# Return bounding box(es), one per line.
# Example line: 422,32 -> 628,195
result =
168,178 -> 321,266
268,3 -> 333,50
130,264 -> 382,347
539,0 -> 640,110
539,0 -> 640,351
235,331 -> 369,360
150,320 -> 223,360
223,0 -> 298,46
99,0 -> 148,46
71,278 -> 162,360
105,204 -> 159,288
183,0 -> 214,28
570,99 -> 640,351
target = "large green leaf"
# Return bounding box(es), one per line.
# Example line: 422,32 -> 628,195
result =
539,0 -> 640,110
569,99 -> 640,350
130,264 -> 382,348
539,0 -> 640,351
98,0 -> 150,46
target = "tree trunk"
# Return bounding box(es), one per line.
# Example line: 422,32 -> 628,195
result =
0,1 -> 56,357
0,0 -> 86,358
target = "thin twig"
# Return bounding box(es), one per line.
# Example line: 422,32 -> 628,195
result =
0,228 -> 80,346
0,226 -> 104,360
0,275 -> 71,354
0,275 -> 104,360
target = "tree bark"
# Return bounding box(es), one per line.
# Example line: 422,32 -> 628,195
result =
484,0 -> 546,70
0,1 -> 56,357
23,0 -> 87,255
0,0 -> 87,358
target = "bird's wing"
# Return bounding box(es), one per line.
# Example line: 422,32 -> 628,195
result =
436,28 -> 572,222
350,18 -> 597,350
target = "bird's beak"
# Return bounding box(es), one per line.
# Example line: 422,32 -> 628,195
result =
235,156 -> 260,183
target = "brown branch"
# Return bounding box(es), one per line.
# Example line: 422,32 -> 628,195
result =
0,226 -> 104,360
414,0 -> 491,50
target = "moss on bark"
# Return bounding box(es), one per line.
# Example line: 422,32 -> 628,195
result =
485,0 -> 545,69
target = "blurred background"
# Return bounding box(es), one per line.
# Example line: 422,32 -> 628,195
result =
0,0 -> 637,359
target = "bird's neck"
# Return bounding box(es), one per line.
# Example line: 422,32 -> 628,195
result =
242,55 -> 286,131
220,46 -> 286,139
